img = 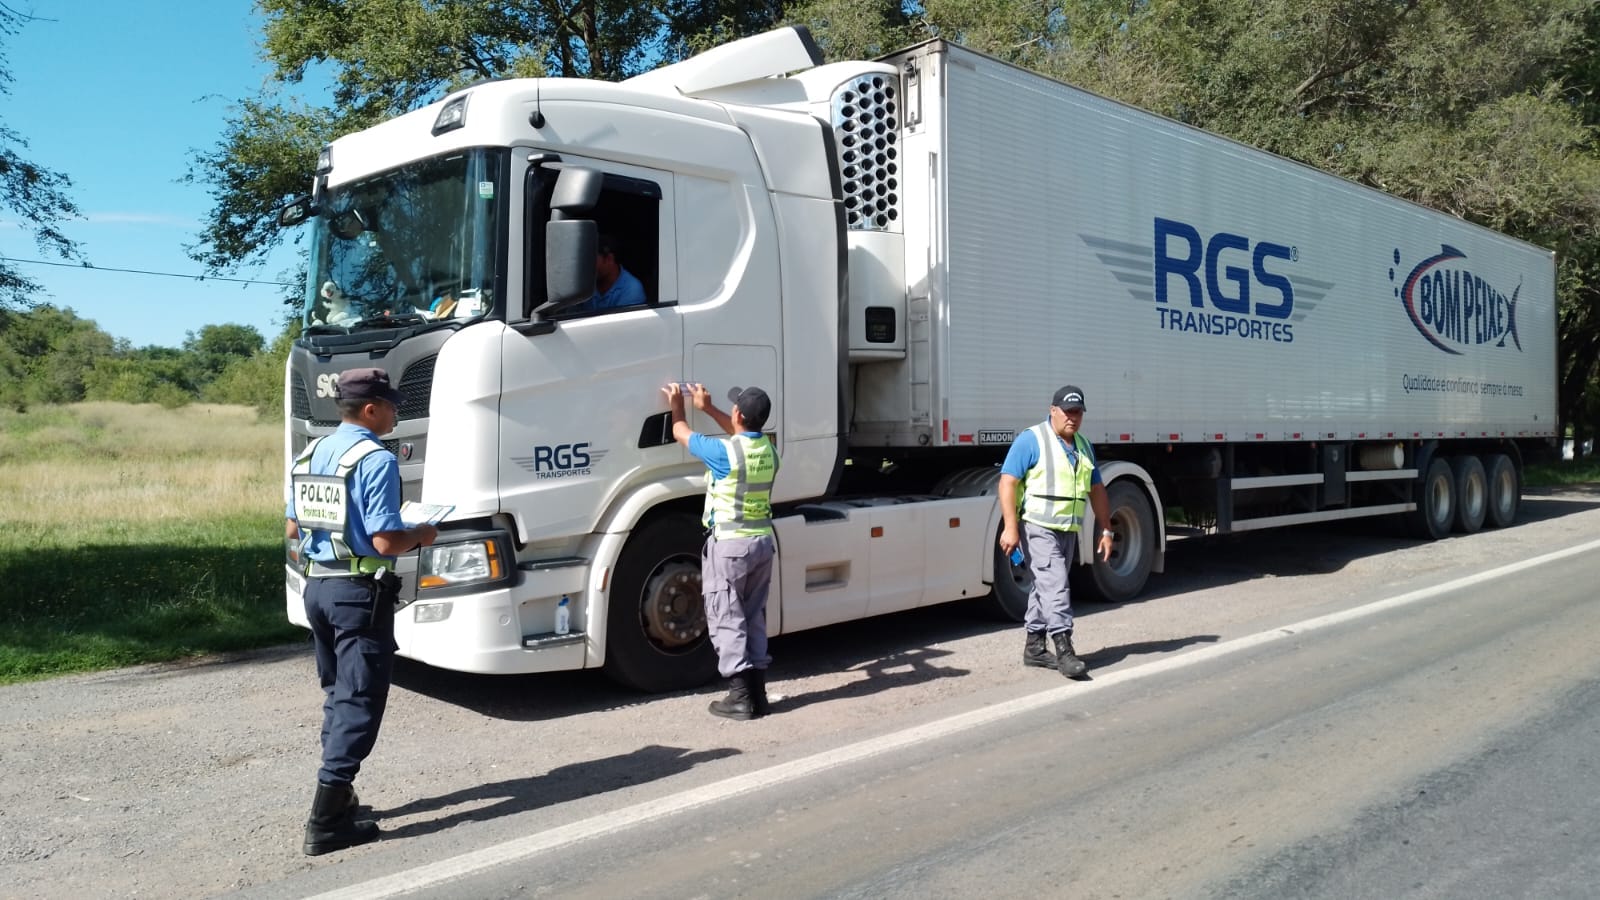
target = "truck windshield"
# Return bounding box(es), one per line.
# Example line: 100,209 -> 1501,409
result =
304,149 -> 502,334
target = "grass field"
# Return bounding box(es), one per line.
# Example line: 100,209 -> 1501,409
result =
0,403 -> 300,684
0,402 -> 1594,684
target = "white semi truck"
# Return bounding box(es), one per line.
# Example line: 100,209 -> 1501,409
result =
282,28 -> 1558,691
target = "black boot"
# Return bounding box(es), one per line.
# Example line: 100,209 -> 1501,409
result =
708,671 -> 755,720
1023,631 -> 1055,669
748,669 -> 769,717
303,781 -> 380,856
1052,630 -> 1088,679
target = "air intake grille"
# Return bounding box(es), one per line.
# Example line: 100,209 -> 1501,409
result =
833,75 -> 900,232
291,375 -> 312,420
397,355 -> 435,420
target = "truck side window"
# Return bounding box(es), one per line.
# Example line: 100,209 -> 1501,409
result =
565,175 -> 661,316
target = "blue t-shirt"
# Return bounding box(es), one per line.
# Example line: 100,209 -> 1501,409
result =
688,431 -> 763,524
1000,427 -> 1103,485
583,266 -> 647,312
288,423 -> 406,561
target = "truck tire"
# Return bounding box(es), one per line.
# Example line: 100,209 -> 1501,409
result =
1450,455 -> 1488,534
602,512 -> 718,692
1408,457 -> 1455,540
1484,453 -> 1520,529
983,531 -> 1031,622
1074,479 -> 1156,604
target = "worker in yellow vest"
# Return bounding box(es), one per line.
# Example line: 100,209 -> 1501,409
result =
665,381 -> 780,719
997,385 -> 1113,678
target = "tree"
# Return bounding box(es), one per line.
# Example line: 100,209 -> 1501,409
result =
0,4 -> 81,310
183,323 -> 266,380
0,304 -> 117,406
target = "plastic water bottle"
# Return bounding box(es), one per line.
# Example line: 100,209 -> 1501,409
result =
555,595 -> 571,635
1009,547 -> 1024,567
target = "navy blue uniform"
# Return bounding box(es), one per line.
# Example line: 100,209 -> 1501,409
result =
291,423 -> 405,787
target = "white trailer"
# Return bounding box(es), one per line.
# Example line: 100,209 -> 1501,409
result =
281,28 -> 1557,691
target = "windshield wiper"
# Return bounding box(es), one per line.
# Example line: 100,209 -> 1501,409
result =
303,323 -> 349,335
353,313 -> 428,329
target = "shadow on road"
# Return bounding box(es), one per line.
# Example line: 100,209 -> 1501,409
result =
373,743 -> 739,838
1080,634 -> 1220,669
389,489 -> 1600,718
771,644 -> 970,714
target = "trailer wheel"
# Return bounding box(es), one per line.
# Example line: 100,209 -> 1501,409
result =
1450,455 -> 1488,534
1484,453 -> 1520,528
983,532 -> 1031,622
1075,479 -> 1156,604
1408,457 -> 1455,540
602,512 -> 717,692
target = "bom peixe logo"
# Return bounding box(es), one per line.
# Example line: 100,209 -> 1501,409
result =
1392,245 -> 1522,355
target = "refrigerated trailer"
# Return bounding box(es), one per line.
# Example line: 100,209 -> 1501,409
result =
281,28 -> 1557,691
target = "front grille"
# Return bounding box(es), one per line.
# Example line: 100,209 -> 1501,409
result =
291,375 -> 312,420
397,355 -> 435,421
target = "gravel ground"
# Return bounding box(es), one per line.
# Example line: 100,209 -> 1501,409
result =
3,486 -> 1596,898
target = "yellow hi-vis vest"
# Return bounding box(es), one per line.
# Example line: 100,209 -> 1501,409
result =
290,436 -> 390,574
1020,422 -> 1095,533
702,434 -> 779,538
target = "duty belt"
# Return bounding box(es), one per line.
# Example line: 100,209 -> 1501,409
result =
305,556 -> 388,578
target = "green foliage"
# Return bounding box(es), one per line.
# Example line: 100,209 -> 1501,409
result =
184,323 -> 266,379
0,8 -> 83,310
0,305 -> 116,407
204,351 -> 286,417
2,304 -> 294,415
0,516 -> 298,684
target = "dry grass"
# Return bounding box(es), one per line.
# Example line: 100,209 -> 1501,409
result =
0,403 -> 282,526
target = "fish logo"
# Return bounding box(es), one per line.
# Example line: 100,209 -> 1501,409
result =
1394,246 -> 1520,355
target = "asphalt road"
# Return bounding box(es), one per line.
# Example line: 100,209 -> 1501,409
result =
4,486 -> 1598,898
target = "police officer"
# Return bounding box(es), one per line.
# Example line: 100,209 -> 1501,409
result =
664,381 -> 779,719
285,367 -> 438,855
997,385 -> 1113,678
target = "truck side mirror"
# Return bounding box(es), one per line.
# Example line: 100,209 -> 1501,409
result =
550,166 -> 603,217
543,219 -> 598,312
277,195 -> 316,228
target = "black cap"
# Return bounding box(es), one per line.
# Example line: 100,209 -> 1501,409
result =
733,386 -> 772,431
1051,385 -> 1087,411
337,367 -> 405,405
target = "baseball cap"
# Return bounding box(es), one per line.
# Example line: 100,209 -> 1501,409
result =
337,367 -> 405,405
733,386 -> 772,431
1051,385 -> 1087,411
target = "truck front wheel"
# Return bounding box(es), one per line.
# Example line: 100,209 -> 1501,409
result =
1074,479 -> 1156,604
602,513 -> 718,692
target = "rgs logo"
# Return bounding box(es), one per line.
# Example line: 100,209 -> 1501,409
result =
315,373 -> 340,398
534,443 -> 591,472
1155,217 -> 1295,319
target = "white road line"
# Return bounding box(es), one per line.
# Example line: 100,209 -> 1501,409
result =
310,537 -> 1600,899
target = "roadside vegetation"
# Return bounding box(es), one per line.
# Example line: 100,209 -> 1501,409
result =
0,403 -> 297,685
1,402 -> 1594,686
1527,457 -> 1600,485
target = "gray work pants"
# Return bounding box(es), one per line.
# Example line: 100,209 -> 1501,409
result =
1023,521 -> 1078,634
701,533 -> 775,677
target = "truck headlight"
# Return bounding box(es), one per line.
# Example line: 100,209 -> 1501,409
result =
418,535 -> 509,590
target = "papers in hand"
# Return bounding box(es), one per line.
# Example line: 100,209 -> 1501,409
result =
400,501 -> 454,527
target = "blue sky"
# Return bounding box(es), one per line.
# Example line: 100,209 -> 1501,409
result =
3,0 -> 324,348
